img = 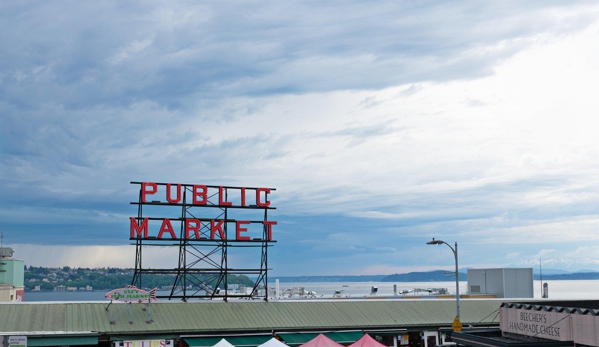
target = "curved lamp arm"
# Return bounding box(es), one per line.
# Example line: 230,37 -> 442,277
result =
426,238 -> 460,320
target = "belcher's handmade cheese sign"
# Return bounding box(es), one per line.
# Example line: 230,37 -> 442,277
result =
500,307 -> 572,341
130,182 -> 277,241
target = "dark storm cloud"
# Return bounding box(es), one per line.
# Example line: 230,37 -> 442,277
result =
1,1 -> 594,112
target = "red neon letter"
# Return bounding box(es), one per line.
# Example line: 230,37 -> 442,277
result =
211,220 -> 225,240
256,188 -> 271,207
186,219 -> 201,239
166,183 -> 182,204
142,182 -> 157,203
193,185 -> 207,204
236,220 -> 251,241
219,186 -> 233,206
263,221 -> 277,240
130,217 -> 149,238
241,187 -> 246,206
158,219 -> 177,239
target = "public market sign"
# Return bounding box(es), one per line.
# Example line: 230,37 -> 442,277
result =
129,182 -> 277,241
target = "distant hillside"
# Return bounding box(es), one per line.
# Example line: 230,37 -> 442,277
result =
274,270 -> 599,283
273,271 -> 466,283
274,275 -> 386,283
24,266 -> 254,291
382,270 -> 467,282
531,268 -> 571,275
535,272 -> 599,280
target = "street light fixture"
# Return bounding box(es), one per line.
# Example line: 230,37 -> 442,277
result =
427,238 -> 460,324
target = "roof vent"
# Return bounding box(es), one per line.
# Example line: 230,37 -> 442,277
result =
0,247 -> 14,258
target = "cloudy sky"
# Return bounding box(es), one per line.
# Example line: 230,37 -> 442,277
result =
1,1 -> 599,277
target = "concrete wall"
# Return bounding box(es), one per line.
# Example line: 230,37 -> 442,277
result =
0,285 -> 24,302
502,268 -> 533,298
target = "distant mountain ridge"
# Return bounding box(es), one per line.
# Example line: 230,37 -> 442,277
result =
532,268 -> 571,275
382,270 -> 466,282
536,272 -> 599,280
274,275 -> 386,282
274,271 -> 467,283
274,269 -> 599,282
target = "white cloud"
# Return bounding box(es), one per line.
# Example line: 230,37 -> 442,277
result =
535,249 -> 557,258
108,39 -> 154,65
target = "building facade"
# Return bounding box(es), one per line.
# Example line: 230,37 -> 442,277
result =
0,246 -> 25,302
453,300 -> 599,347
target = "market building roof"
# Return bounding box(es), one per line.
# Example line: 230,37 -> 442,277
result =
0,299 -> 503,335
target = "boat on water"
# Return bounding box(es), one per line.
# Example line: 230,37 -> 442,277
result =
279,286 -> 318,299
333,290 -> 346,298
273,284 -> 451,300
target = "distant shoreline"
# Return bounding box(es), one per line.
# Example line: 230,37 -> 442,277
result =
273,270 -> 599,283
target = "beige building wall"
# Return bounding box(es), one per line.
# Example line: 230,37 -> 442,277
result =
0,285 -> 24,302
501,306 -> 599,346
572,313 -> 599,346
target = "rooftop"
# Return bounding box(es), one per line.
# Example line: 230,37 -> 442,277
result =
0,299 -> 504,335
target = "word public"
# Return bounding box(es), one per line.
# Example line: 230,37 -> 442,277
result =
140,182 -> 272,207
130,182 -> 277,241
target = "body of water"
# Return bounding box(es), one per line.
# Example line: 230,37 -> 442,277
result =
271,280 -> 598,300
22,280 -> 599,302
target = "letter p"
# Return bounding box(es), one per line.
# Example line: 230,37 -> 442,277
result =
142,182 -> 158,203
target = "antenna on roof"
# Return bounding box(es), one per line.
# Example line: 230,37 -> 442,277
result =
539,258 -> 543,297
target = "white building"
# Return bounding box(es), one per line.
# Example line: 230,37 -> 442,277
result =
0,246 -> 25,302
467,268 -> 533,298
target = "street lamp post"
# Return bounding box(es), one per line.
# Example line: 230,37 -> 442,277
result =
426,238 -> 460,321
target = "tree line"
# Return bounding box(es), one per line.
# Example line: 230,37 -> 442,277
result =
24,266 -> 254,291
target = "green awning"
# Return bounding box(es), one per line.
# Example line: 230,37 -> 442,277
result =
184,336 -> 271,347
277,332 -> 364,346
363,330 -> 407,337
111,335 -> 180,341
27,336 -> 99,347
277,333 -> 319,345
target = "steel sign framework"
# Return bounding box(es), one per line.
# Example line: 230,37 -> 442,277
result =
129,181 -> 276,301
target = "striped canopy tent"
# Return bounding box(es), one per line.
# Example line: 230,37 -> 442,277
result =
347,335 -> 386,347
298,334 -> 344,347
